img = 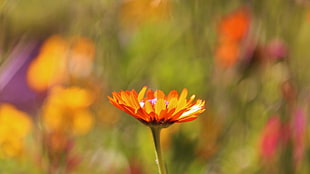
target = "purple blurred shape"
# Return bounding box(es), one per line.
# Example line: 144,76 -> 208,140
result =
0,40 -> 46,116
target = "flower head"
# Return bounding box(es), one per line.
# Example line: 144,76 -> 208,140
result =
108,86 -> 205,127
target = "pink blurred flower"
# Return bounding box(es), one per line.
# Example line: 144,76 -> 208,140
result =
266,39 -> 288,60
260,116 -> 284,161
291,108 -> 306,167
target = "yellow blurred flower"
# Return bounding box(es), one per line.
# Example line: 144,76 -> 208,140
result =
42,86 -> 94,135
0,104 -> 32,158
27,35 -> 96,91
27,35 -> 68,91
119,0 -> 171,30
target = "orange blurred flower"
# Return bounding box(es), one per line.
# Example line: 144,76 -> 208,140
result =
27,35 -> 96,91
218,7 -> 251,42
42,86 -> 94,135
119,0 -> 171,30
108,86 -> 205,127
215,7 -> 251,68
0,104 -> 32,158
215,41 -> 240,68
27,35 -> 68,91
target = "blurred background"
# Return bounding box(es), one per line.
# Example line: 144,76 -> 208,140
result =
0,0 -> 309,173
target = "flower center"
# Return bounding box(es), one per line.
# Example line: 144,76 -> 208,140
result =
139,98 -> 168,107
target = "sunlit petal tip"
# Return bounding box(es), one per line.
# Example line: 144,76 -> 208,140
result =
187,95 -> 196,104
138,86 -> 148,101
180,88 -> 188,99
190,95 -> 196,100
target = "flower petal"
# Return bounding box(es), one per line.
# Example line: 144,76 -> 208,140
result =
155,90 -> 165,100
155,98 -> 166,117
167,90 -> 179,100
176,116 -> 198,123
138,86 -> 147,101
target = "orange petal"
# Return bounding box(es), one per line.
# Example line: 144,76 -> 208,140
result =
167,90 -> 179,100
135,108 -> 151,122
158,109 -> 168,121
155,98 -> 166,117
179,88 -> 188,100
144,100 -> 154,114
174,98 -> 187,114
187,95 -> 196,104
146,89 -> 155,99
173,88 -> 188,113
138,86 -> 147,101
167,97 -> 178,111
176,116 -> 198,123
129,92 -> 141,111
155,90 -> 165,99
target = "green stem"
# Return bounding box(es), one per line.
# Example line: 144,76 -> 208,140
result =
150,127 -> 167,174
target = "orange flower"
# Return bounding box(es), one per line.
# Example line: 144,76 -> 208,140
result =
42,86 -> 94,135
218,7 -> 251,42
215,7 -> 251,68
27,35 -> 68,91
119,0 -> 171,30
215,41 -> 240,68
108,86 -> 205,127
27,35 -> 96,91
